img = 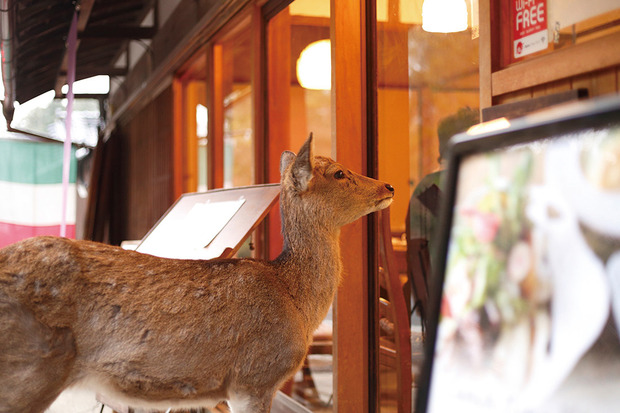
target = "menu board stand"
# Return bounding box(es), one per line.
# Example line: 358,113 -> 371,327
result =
135,184 -> 281,260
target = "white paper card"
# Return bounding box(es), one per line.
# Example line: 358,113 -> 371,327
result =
137,198 -> 246,259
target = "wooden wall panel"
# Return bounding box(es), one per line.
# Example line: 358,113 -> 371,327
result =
531,79 -> 572,98
571,67 -> 619,97
113,85 -> 175,243
496,65 -> 620,105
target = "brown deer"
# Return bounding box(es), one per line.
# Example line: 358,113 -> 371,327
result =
0,134 -> 394,413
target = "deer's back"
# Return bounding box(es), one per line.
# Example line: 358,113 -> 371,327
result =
0,236 -> 308,397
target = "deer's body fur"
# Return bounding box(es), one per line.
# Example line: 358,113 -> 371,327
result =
0,135 -> 394,413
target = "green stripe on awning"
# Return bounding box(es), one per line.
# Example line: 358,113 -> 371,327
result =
0,140 -> 77,184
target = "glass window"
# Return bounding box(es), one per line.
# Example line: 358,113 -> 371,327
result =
265,0 -> 333,262
266,0 -> 333,410
176,52 -> 208,194
12,76 -> 108,148
213,18 -> 255,188
267,0 -> 332,160
375,0 -> 480,409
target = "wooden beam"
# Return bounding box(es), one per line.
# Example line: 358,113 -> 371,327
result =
56,93 -> 108,100
78,26 -> 156,39
60,67 -> 128,78
54,0 -> 96,97
481,88 -> 588,121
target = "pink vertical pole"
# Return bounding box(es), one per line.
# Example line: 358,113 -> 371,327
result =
60,11 -> 77,237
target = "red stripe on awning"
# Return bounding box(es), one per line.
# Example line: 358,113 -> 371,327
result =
0,222 -> 76,248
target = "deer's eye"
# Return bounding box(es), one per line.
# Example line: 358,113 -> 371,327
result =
334,170 -> 345,179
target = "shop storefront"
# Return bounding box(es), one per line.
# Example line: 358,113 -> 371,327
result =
96,0 -> 620,410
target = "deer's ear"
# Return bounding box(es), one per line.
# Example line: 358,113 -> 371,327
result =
291,133 -> 314,191
280,151 -> 296,176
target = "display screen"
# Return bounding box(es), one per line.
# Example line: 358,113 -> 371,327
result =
426,121 -> 620,412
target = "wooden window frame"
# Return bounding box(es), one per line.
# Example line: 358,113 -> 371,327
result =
203,2 -> 270,258
172,51 -> 209,198
207,5 -> 263,190
332,0 -> 379,411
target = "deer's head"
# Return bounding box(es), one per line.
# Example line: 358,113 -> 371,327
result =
279,134 -> 394,230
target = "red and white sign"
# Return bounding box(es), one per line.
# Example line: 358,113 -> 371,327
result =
512,0 -> 548,59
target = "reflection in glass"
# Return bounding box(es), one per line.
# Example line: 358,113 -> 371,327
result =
177,54 -> 208,194
375,0 -> 479,410
217,28 -> 255,188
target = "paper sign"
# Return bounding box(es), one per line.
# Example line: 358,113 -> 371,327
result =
513,0 -> 548,59
183,199 -> 245,248
137,198 -> 246,259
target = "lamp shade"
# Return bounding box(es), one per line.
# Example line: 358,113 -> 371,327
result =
296,39 -> 331,90
422,0 -> 468,33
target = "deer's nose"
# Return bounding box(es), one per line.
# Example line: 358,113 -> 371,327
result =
385,184 -> 394,193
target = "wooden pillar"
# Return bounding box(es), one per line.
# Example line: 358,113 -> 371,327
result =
265,6 -> 292,259
332,0 -> 371,411
252,3 -> 266,187
172,78 -> 185,199
479,0 -> 493,109
208,43 -> 226,189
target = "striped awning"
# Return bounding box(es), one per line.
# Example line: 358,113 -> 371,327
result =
0,138 -> 76,247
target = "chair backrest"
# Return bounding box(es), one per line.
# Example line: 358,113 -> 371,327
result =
406,237 -> 431,334
378,206 -> 412,413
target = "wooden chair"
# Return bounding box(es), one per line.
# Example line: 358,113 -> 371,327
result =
292,324 -> 333,408
406,237 -> 431,335
378,206 -> 412,413
405,184 -> 436,335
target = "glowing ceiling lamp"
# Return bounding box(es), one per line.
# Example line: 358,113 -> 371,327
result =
296,39 -> 331,90
422,0 -> 468,33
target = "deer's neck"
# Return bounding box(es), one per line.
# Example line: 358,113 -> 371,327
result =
275,224 -> 341,337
